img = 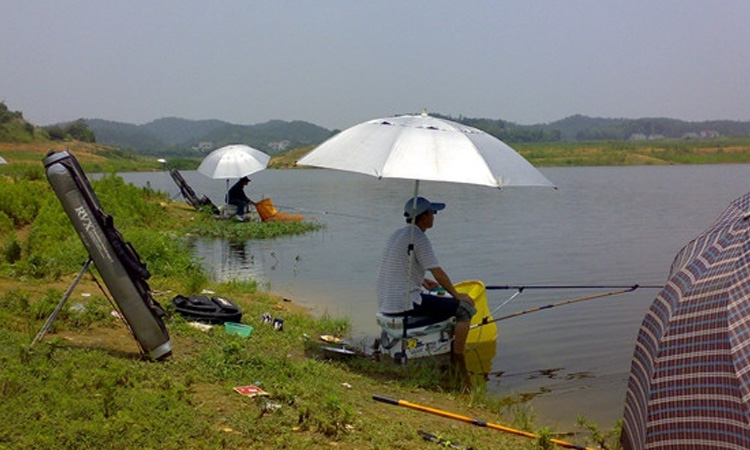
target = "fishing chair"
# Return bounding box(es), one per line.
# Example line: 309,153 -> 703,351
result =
376,312 -> 456,363
219,204 -> 238,218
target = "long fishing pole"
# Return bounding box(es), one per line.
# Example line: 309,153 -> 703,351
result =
472,286 -> 637,329
486,283 -> 663,291
272,203 -> 375,220
372,394 -> 595,450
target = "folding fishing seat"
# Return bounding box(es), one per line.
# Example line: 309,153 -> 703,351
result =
375,313 -> 455,363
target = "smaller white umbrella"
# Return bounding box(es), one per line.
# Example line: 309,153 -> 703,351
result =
197,144 -> 270,180
0,155 -> 6,164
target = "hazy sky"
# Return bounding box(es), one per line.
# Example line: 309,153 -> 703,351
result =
3,1 -> 749,130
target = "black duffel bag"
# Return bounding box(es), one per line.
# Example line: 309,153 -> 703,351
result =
171,295 -> 243,324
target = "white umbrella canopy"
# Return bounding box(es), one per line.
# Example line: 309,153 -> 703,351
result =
197,144 -> 270,180
297,111 -> 555,189
0,155 -> 6,164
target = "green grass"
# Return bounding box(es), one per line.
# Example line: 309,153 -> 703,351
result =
0,283 -> 553,449
515,136 -> 750,166
185,209 -> 323,241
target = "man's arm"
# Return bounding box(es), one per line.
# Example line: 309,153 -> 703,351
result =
241,190 -> 255,204
428,267 -> 474,305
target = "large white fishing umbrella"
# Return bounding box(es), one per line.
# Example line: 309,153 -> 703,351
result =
298,110 -> 554,200
197,144 -> 270,180
0,155 -> 6,164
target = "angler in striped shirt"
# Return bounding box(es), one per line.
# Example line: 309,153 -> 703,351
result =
376,196 -> 477,356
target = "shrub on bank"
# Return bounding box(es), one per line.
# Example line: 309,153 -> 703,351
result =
0,177 -> 47,227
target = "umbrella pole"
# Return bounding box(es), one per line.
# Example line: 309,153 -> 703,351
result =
405,180 -> 420,277
401,180 -> 421,362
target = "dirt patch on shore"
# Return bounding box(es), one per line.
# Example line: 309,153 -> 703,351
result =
0,141 -> 114,165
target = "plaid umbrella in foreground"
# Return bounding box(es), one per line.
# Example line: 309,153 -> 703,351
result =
622,191 -> 750,450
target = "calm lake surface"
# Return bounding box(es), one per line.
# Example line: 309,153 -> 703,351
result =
122,164 -> 749,430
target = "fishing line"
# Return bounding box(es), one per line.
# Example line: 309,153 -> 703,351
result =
489,289 -> 523,316
272,203 -> 376,221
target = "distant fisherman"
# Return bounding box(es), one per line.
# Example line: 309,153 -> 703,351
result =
227,176 -> 255,221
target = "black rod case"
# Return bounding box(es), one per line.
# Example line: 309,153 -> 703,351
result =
43,150 -> 172,360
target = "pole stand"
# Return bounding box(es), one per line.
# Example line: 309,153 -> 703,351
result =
31,259 -> 92,346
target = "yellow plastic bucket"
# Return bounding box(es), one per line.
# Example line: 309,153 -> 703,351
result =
456,280 -> 498,345
254,198 -> 278,221
457,280 -> 497,375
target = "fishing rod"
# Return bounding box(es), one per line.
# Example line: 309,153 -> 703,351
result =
272,203 -> 375,221
472,286 -> 637,329
486,283 -> 663,291
373,394 -> 596,450
418,430 -> 468,449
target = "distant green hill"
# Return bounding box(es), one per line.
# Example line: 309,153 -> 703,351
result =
0,102 -> 44,142
26,104 -> 750,158
0,102 -> 96,144
436,113 -> 750,142
141,117 -> 229,145
84,117 -> 332,157
538,114 -> 750,141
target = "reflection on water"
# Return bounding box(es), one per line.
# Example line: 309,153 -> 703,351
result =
188,238 -> 265,283
121,165 -> 750,431
464,340 -> 497,387
190,237 -> 311,289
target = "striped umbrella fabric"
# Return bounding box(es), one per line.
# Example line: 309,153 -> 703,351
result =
622,191 -> 750,450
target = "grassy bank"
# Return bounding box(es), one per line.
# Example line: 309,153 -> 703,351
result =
0,162 -> 624,449
515,136 -> 750,166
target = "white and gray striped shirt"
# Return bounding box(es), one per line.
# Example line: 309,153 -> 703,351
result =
376,224 -> 440,314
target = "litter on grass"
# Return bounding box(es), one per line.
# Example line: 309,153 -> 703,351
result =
188,322 -> 213,332
234,385 -> 269,398
320,335 -> 342,344
225,322 -> 253,337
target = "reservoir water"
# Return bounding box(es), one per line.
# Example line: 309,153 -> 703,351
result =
121,164 -> 749,431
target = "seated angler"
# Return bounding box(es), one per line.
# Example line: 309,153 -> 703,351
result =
227,176 -> 255,220
376,196 -> 477,356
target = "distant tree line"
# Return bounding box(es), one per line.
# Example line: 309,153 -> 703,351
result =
438,113 -> 750,143
0,103 -> 96,143
435,114 -> 562,143
0,102 -> 35,141
0,102 -> 27,127
44,119 -> 96,143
